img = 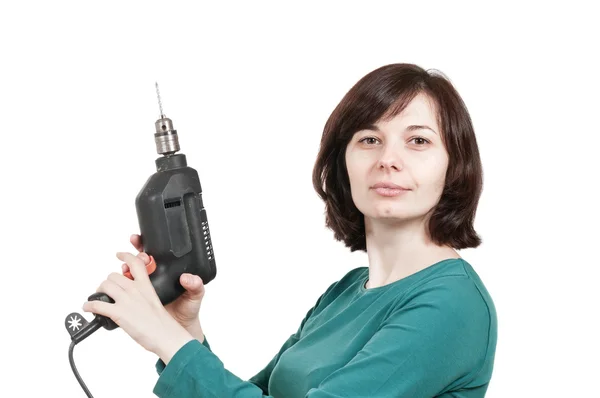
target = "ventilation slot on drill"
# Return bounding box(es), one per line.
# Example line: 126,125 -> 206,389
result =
164,199 -> 181,209
202,220 -> 213,260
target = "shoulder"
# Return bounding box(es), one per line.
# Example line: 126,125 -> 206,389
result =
394,258 -> 497,378
404,258 -> 496,320
375,259 -> 497,390
382,258 -> 497,355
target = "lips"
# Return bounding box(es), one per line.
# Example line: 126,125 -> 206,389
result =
371,182 -> 410,190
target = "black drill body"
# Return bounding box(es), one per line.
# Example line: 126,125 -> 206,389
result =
135,153 -> 217,305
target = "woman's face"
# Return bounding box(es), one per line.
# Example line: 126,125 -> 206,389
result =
344,93 -> 449,224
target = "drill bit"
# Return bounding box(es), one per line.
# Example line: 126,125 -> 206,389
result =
155,82 -> 165,119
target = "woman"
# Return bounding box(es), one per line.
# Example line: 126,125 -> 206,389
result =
84,63 -> 497,397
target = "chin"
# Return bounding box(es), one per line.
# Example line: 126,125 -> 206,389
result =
362,203 -> 412,219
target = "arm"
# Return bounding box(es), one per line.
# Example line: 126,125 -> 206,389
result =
153,325 -> 306,398
153,282 -> 336,397
155,334 -> 211,376
156,322 -> 207,375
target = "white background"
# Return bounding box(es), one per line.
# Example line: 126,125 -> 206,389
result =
1,1 -> 598,397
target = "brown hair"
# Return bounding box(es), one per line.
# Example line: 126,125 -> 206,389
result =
312,63 -> 483,252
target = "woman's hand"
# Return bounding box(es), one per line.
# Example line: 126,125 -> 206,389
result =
82,252 -> 194,364
125,234 -> 206,342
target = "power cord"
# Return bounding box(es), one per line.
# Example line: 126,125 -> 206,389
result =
69,339 -> 94,397
65,313 -> 103,397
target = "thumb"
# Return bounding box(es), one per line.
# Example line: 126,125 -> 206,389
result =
180,273 -> 204,295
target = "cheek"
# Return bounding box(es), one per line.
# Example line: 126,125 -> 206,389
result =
417,156 -> 448,194
345,152 -> 370,184
345,153 -> 373,210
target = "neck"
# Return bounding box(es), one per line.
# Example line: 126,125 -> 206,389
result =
363,216 -> 459,289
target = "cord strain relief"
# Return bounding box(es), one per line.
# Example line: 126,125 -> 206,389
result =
72,317 -> 102,344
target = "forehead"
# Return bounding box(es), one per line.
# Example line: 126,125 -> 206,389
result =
379,93 -> 439,130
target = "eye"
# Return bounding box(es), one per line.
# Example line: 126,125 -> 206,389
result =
410,136 -> 431,146
358,136 -> 380,145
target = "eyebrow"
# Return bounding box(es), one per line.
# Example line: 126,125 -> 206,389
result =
365,124 -> 438,135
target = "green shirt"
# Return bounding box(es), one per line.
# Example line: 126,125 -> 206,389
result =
153,258 -> 497,397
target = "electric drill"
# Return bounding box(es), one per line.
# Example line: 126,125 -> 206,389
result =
64,84 -> 217,397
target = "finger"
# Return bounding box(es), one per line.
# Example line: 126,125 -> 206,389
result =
180,273 -> 205,294
82,299 -> 117,321
137,252 -> 150,263
95,278 -> 127,302
130,234 -> 143,252
117,251 -> 149,283
107,272 -> 134,291
121,252 -> 150,275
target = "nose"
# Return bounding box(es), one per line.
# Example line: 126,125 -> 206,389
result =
377,144 -> 403,171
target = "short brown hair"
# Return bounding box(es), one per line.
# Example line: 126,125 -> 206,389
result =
312,63 -> 483,252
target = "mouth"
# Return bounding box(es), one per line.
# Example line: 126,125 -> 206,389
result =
372,187 -> 409,197
370,182 -> 410,197
371,182 -> 410,190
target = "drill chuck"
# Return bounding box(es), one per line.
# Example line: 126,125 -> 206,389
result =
154,117 -> 180,155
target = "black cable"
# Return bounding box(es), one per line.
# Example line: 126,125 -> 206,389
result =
69,339 -> 94,398
68,317 -> 103,398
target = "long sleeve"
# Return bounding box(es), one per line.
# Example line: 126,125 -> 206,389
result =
152,282 -> 336,398
155,336 -> 212,376
153,338 -> 273,397
152,328 -> 307,397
